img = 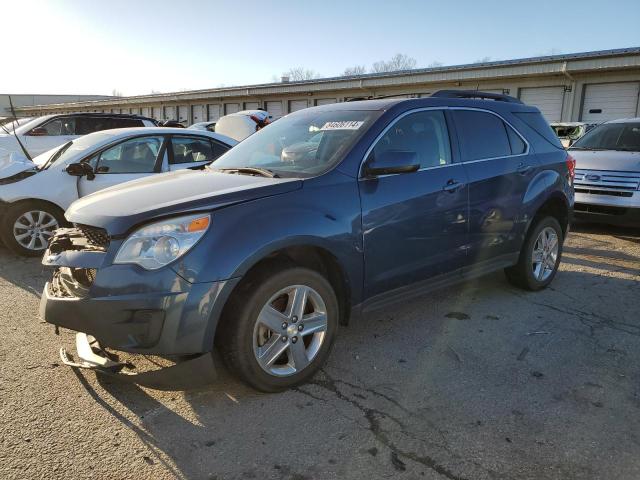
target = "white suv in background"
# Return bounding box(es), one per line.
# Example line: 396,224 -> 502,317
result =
0,113 -> 157,162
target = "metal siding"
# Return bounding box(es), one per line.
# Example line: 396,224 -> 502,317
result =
520,86 -> 565,122
225,103 -> 240,114
581,82 -> 640,121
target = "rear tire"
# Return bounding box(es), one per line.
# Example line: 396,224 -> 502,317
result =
0,201 -> 65,257
505,216 -> 563,291
217,266 -> 339,392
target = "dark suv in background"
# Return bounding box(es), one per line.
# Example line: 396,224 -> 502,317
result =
40,91 -> 574,392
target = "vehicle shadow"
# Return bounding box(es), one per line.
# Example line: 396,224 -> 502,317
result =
75,256 -> 640,479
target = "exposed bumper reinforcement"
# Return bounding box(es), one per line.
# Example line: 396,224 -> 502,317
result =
61,332 -> 217,390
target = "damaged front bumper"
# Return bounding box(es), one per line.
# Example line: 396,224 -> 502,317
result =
40,227 -> 239,388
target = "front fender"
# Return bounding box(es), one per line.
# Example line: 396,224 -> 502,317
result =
171,172 -> 364,302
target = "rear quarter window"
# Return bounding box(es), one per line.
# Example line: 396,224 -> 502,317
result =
452,110 -> 512,161
513,112 -> 563,149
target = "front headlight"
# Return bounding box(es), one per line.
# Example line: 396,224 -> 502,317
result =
114,213 -> 210,270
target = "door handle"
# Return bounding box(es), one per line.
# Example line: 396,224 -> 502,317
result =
517,163 -> 532,175
443,179 -> 464,193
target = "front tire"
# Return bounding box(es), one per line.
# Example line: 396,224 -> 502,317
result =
218,267 -> 339,392
0,201 -> 64,257
505,216 -> 563,291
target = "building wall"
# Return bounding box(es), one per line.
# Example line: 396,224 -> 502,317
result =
1,94 -> 112,116
13,49 -> 640,125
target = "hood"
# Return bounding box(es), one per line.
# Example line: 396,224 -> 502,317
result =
571,149 -> 640,172
66,169 -> 302,235
0,150 -> 36,178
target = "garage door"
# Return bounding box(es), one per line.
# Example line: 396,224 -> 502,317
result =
316,98 -> 337,106
152,106 -> 162,121
191,105 -> 205,123
244,102 -> 260,110
164,106 -> 176,121
141,107 -> 151,117
178,105 -> 188,124
266,101 -> 283,118
289,100 -> 308,112
519,87 -> 564,122
581,82 -> 640,122
208,104 -> 221,121
225,103 -> 240,115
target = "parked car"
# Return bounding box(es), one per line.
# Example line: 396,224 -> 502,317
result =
189,121 -> 216,132
215,109 -> 271,141
40,91 -> 573,392
570,117 -> 640,225
0,113 -> 157,162
161,120 -> 186,128
550,122 -> 597,148
0,127 -> 236,255
0,117 -> 33,131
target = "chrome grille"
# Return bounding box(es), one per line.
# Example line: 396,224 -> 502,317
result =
574,169 -> 640,194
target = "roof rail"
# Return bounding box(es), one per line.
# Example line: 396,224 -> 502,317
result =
431,90 -> 523,104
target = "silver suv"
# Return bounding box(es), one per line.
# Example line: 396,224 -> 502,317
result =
570,118 -> 640,226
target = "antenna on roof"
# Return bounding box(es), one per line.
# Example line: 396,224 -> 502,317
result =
3,96 -> 33,162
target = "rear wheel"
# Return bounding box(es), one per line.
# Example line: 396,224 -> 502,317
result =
0,201 -> 64,257
218,267 -> 339,392
505,216 -> 563,291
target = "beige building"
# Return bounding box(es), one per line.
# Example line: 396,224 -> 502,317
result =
14,47 -> 640,125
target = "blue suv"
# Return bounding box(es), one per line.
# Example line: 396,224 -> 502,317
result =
40,91 -> 575,392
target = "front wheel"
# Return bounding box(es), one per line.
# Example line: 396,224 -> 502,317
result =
505,216 -> 563,291
218,267 -> 339,392
0,201 -> 64,257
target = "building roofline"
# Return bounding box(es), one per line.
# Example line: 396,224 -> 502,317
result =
15,46 -> 640,111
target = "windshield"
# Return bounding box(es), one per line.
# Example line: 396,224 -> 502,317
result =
35,131 -> 116,168
571,122 -> 640,152
211,109 -> 380,177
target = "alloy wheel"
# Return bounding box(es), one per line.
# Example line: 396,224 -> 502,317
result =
531,226 -> 559,282
253,284 -> 328,377
13,210 -> 59,251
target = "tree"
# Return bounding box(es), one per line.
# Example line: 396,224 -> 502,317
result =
283,67 -> 321,81
371,53 -> 417,73
473,56 -> 492,64
111,89 -> 123,97
428,61 -> 444,68
343,65 -> 367,76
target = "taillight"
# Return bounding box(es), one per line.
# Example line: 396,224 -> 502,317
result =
565,153 -> 576,184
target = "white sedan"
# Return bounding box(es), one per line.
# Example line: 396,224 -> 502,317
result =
0,127 -> 237,256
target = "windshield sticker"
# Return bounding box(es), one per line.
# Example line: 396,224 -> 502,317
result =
320,121 -> 364,131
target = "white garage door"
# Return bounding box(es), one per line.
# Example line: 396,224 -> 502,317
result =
519,87 -> 565,122
191,105 -> 205,123
581,82 -> 640,122
265,101 -> 284,118
244,102 -> 260,110
316,98 -> 337,106
208,104 -> 221,121
141,107 -> 151,117
289,100 -> 308,112
225,103 -> 240,115
164,106 -> 176,121
152,106 -> 162,120
178,105 -> 188,124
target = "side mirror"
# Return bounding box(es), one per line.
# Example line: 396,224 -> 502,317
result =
26,127 -> 48,136
364,150 -> 420,177
66,162 -> 95,180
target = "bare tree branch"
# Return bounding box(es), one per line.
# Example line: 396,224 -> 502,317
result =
283,67 -> 321,81
371,53 -> 417,73
343,65 -> 367,76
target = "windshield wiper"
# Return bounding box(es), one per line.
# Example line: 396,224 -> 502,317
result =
215,167 -> 279,178
40,141 -> 73,170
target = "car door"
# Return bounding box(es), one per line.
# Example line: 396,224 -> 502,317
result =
359,109 -> 469,300
450,109 -> 536,268
77,135 -> 165,197
166,135 -> 230,172
22,116 -> 79,156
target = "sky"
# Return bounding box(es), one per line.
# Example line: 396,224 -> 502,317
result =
2,0 -> 639,96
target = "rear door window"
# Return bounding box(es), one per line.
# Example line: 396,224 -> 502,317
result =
171,136 -> 220,164
452,110 -> 512,161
